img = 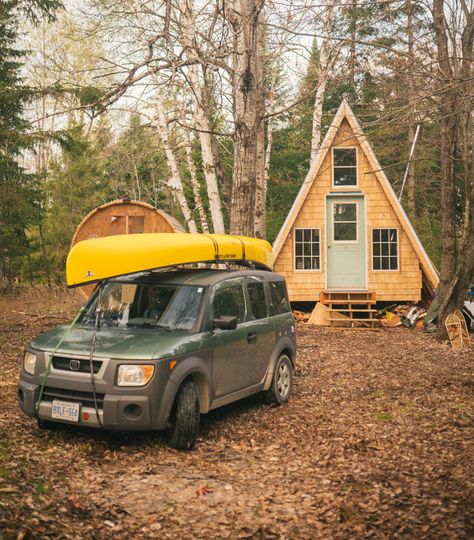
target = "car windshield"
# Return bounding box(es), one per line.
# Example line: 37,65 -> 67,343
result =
79,281 -> 205,331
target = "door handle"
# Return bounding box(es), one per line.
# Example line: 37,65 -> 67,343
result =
247,332 -> 257,344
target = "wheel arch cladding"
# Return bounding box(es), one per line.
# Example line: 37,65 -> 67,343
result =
169,358 -> 212,414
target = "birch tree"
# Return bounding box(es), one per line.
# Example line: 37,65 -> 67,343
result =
310,0 -> 335,163
179,0 -> 225,234
155,91 -> 198,233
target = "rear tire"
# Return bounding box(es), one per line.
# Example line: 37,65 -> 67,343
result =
263,354 -> 293,405
167,381 -> 200,451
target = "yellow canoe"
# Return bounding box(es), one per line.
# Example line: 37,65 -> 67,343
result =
66,233 -> 273,287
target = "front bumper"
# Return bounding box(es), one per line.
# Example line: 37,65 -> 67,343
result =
18,379 -> 156,430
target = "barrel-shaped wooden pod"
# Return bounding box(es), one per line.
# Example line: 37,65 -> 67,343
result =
71,199 -> 184,297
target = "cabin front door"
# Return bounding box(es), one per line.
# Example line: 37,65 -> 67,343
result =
326,195 -> 366,288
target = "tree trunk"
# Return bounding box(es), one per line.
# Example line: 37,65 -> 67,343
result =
184,129 -> 210,233
254,20 -> 266,239
229,0 -> 264,236
155,93 -> 198,233
432,0 -> 474,334
405,0 -> 416,219
179,0 -> 225,234
349,0 -> 357,88
310,0 -> 334,164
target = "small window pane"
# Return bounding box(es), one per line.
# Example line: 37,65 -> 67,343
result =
247,281 -> 268,320
389,243 -> 397,256
334,203 -> 357,222
381,243 -> 389,256
303,243 -> 311,256
373,243 -> 380,256
311,229 -> 320,242
334,148 -> 356,167
389,229 -> 397,242
303,229 -> 311,242
295,229 -> 302,242
303,258 -> 312,270
295,257 -> 303,270
373,257 -> 381,270
389,257 -> 398,270
334,222 -> 357,241
373,229 -> 380,242
334,168 -> 357,186
381,257 -> 389,270
312,257 -> 320,270
295,243 -> 302,256
381,229 -> 389,242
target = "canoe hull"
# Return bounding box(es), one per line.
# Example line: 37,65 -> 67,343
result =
66,233 -> 273,287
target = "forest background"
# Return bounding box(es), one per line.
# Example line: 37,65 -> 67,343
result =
0,0 -> 472,324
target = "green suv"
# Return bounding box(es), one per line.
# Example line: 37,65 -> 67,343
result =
18,269 -> 296,449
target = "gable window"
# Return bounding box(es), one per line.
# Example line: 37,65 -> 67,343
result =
372,228 -> 398,270
333,148 -> 357,187
294,228 -> 320,270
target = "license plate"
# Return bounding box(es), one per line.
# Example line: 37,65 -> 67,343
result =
51,400 -> 81,422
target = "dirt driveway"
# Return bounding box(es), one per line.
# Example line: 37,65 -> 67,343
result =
1,289 -> 473,539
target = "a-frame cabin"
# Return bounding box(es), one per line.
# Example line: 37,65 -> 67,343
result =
273,100 -> 439,324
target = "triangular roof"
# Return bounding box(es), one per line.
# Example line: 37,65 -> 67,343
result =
273,100 -> 439,289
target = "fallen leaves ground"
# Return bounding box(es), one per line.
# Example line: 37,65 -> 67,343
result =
0,288 -> 473,539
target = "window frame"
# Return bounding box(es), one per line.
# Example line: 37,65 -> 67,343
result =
371,227 -> 400,272
332,147 -> 358,189
332,201 -> 359,244
293,227 -> 322,272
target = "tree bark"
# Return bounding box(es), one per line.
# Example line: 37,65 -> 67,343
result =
405,0 -> 416,219
184,129 -> 210,233
179,0 -> 225,234
254,20 -> 266,239
432,0 -> 474,334
310,0 -> 334,164
155,93 -> 198,233
229,0 -> 265,236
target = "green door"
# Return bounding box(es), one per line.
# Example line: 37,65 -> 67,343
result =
326,196 -> 366,288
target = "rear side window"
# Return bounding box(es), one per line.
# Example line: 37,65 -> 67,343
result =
212,284 -> 246,324
247,280 -> 268,320
269,281 -> 290,315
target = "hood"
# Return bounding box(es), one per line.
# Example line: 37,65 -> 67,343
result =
30,324 -> 202,360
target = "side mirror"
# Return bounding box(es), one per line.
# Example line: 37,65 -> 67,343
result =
212,316 -> 238,330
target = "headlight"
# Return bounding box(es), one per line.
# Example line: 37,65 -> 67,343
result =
24,352 -> 37,375
117,365 -> 154,386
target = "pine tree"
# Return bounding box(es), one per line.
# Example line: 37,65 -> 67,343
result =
0,0 -> 61,283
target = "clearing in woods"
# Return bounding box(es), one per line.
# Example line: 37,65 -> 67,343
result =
0,289 -> 473,539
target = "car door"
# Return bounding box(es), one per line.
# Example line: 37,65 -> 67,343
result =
243,276 -> 275,386
210,278 -> 259,398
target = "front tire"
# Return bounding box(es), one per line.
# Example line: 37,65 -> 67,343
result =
263,354 -> 293,405
167,381 -> 200,451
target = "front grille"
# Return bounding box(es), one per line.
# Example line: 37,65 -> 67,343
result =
52,356 -> 102,374
42,386 -> 105,409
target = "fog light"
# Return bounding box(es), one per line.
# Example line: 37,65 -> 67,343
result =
82,412 -> 90,421
123,404 -> 142,420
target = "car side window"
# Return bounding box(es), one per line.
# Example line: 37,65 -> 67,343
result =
247,280 -> 268,320
268,281 -> 290,315
212,284 -> 246,324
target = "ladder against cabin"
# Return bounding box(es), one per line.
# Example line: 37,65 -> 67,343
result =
318,290 -> 378,328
